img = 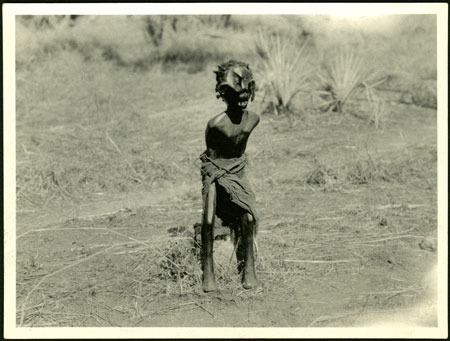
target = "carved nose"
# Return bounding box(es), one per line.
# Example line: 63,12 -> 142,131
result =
240,79 -> 250,90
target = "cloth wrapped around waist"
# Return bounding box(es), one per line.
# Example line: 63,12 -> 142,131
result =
200,152 -> 258,230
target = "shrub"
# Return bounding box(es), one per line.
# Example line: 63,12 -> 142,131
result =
16,16 -> 155,69
316,46 -> 379,113
255,29 -> 314,115
409,80 -> 437,109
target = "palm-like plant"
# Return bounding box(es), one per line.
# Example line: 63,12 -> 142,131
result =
255,29 -> 313,115
317,46 -> 379,113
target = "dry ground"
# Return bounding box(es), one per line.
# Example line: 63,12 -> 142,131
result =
15,55 -> 438,327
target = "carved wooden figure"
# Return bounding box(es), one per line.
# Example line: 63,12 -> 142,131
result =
200,60 -> 260,292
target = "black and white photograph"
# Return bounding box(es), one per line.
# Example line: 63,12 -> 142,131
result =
3,3 -> 448,338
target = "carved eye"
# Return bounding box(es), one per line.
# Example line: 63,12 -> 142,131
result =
224,71 -> 236,89
249,80 -> 255,91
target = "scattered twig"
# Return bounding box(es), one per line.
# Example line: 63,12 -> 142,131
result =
382,291 -> 413,304
21,143 -> 40,155
376,204 -> 426,210
105,131 -> 142,182
315,216 -> 346,221
149,302 -> 196,315
366,287 -> 422,295
266,298 -> 327,304
79,208 -> 131,220
17,227 -> 117,239
276,211 -> 306,216
283,259 -> 359,264
308,310 -> 362,327
194,301 -> 215,318
349,234 -> 424,244
19,241 -> 132,326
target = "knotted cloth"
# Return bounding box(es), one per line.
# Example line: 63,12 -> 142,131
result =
200,152 -> 258,231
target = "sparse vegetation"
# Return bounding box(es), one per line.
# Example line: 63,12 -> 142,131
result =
316,46 -> 381,113
364,85 -> 388,129
255,29 -> 313,115
13,14 -> 438,328
303,146 -> 436,191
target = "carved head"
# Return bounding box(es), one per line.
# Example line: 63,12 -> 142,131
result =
214,60 -> 256,109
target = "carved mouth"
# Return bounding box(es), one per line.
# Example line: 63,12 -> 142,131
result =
237,91 -> 249,107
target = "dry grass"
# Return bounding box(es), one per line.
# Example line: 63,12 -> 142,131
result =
15,51 -> 212,207
16,197 -> 435,326
364,85 -> 388,129
16,136 -> 438,326
302,145 -> 436,191
16,15 -> 255,73
14,14 -> 438,327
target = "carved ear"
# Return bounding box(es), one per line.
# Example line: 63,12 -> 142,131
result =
249,80 -> 256,101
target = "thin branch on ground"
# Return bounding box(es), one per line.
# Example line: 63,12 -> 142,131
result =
19,241 -> 133,326
283,259 -> 359,264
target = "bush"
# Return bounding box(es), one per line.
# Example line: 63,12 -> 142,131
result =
16,16 -> 155,69
408,80 -> 437,109
255,29 -> 314,115
16,15 -> 256,73
316,46 -> 379,113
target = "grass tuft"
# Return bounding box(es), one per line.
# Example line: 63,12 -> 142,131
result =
153,227 -> 242,295
344,153 -> 391,184
158,235 -> 203,293
303,146 -> 436,190
305,158 -> 339,188
364,85 -> 388,129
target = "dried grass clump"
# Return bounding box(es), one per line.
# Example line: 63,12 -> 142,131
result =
304,150 -> 422,189
364,85 -> 388,129
158,237 -> 203,293
156,228 -> 241,294
305,158 -> 339,188
388,145 -> 437,183
255,29 -> 314,115
345,154 -> 391,184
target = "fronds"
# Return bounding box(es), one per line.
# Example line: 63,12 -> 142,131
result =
317,46 -> 379,113
255,29 -> 313,115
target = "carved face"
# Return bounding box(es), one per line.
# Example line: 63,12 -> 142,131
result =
215,63 -> 256,109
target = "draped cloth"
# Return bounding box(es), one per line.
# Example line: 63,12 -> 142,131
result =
200,152 -> 258,233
